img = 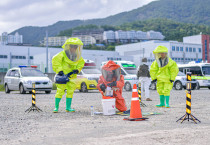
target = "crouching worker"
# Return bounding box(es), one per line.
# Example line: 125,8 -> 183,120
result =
150,46 -> 178,108
52,38 -> 85,113
97,60 -> 128,113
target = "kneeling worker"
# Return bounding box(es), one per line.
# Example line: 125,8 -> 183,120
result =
97,60 -> 128,113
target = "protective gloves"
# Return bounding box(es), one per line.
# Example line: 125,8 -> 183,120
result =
100,84 -> 106,92
151,79 -> 157,83
107,81 -> 117,87
73,69 -> 79,74
58,71 -> 64,76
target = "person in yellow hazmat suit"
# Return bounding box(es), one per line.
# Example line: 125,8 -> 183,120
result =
150,46 -> 178,108
52,38 -> 85,113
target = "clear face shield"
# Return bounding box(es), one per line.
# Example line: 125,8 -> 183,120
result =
154,52 -> 169,67
102,67 -> 121,82
64,44 -> 83,61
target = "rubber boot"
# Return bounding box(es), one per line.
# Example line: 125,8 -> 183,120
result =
156,95 -> 165,107
66,98 -> 75,112
53,98 -> 61,113
165,96 -> 170,108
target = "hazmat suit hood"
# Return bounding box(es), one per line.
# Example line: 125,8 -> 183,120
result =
102,60 -> 121,82
153,46 -> 169,67
62,37 -> 83,62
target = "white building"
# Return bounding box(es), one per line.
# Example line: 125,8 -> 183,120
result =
0,44 -> 133,73
1,32 -> 23,45
115,40 -> 202,66
103,30 -> 115,43
76,35 -> 96,45
43,36 -> 69,46
103,30 -> 165,44
147,30 -> 165,40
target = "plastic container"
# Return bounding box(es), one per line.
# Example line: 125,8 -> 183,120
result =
91,106 -> 94,116
101,98 -> 116,115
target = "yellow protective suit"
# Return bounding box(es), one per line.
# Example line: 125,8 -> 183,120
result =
150,46 -> 178,96
52,38 -> 85,99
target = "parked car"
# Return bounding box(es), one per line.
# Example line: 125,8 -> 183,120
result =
149,71 -> 198,90
4,66 -> 53,94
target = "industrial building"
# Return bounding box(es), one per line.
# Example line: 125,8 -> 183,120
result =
115,39 -> 203,66
0,44 -> 133,73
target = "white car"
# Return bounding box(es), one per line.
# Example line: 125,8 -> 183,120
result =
4,66 -> 53,94
149,71 -> 198,90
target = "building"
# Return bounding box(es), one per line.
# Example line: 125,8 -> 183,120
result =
183,34 -> 210,63
103,30 -> 115,43
147,30 -> 165,40
0,44 -> 132,74
43,36 -> 69,46
103,30 -> 165,44
1,32 -> 23,45
74,35 -> 96,46
115,40 -> 202,66
43,36 -> 96,46
72,29 -> 104,43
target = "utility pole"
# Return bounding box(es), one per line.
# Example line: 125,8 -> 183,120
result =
143,48 -> 145,58
46,29 -> 48,73
28,48 -> 30,65
10,52 -> 12,69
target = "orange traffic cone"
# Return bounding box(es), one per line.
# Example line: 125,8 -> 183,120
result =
124,84 -> 148,121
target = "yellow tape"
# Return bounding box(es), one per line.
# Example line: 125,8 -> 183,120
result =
186,94 -> 191,99
32,100 -> 36,104
32,90 -> 36,93
186,108 -> 191,114
186,101 -> 191,106
187,75 -> 191,81
32,95 -> 36,99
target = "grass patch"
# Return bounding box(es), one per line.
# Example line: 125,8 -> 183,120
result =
0,84 -> 5,92
52,83 -> 57,90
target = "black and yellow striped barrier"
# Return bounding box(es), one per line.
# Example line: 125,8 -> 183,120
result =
138,83 -> 146,107
176,72 -> 200,124
25,82 -> 42,113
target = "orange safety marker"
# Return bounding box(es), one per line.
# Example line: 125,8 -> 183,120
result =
124,84 -> 148,121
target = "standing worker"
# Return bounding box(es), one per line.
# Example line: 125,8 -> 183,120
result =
150,46 -> 178,108
97,60 -> 128,113
52,38 -> 85,113
137,58 -> 152,101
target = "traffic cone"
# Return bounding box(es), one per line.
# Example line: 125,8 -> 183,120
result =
124,84 -> 148,121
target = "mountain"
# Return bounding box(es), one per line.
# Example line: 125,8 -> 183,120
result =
10,0 -> 210,45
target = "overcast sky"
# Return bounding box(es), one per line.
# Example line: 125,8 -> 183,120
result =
0,0 -> 155,34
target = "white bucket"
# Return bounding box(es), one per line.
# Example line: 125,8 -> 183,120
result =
102,98 -> 116,115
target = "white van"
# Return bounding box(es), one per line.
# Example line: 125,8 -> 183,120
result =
101,60 -> 138,91
178,62 -> 210,89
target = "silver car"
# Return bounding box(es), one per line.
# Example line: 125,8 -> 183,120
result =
4,66 -> 53,94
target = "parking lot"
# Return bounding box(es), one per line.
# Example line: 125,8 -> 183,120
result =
0,88 -> 210,145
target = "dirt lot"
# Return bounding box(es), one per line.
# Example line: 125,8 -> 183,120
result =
0,89 -> 210,145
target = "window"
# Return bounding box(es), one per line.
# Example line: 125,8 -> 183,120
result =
189,47 -> 192,52
23,56 -> 26,59
178,58 -> 181,61
30,56 -> 33,60
176,46 -> 179,51
191,58 -> 193,61
186,47 -> 188,52
172,46 -> 175,51
198,48 -> 201,53
121,69 -> 126,75
175,58 -> 177,60
193,48 -> 196,52
180,47 -> 183,51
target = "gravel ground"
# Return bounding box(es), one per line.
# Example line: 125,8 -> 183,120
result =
0,88 -> 210,145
